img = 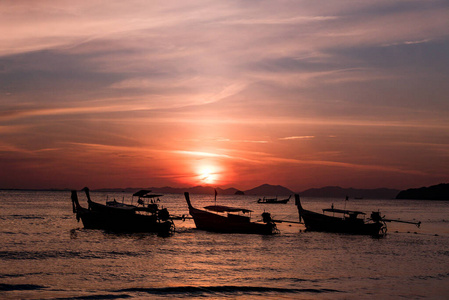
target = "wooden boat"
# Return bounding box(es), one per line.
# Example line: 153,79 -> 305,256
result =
257,195 -> 291,204
71,187 -> 173,235
294,194 -> 386,236
184,192 -> 277,234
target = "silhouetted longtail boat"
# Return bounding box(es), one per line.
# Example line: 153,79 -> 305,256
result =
71,187 -> 173,235
184,192 -> 277,234
294,194 -> 386,236
294,195 -> 421,236
257,195 -> 291,204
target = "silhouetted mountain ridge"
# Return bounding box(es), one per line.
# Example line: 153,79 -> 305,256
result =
93,184 -> 400,198
396,183 -> 449,200
7,184 -> 447,200
299,186 -> 400,199
244,184 -> 294,196
94,184 -> 293,196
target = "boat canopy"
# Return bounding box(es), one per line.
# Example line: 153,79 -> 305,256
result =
141,194 -> 163,198
133,190 -> 163,198
133,190 -> 152,197
204,205 -> 252,213
322,208 -> 365,215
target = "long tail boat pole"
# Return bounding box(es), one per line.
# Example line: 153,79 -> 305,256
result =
382,218 -> 421,228
272,219 -> 302,224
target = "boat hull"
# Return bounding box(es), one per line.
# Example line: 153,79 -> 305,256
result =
299,209 -> 383,235
189,206 -> 275,234
295,195 -> 384,236
76,207 -> 172,234
257,195 -> 291,204
257,199 -> 289,204
184,192 -> 276,235
71,191 -> 173,235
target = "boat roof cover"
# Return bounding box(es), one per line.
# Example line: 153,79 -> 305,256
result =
204,205 -> 252,213
132,190 -> 163,198
322,208 -> 365,215
133,190 -> 152,197
141,194 -> 163,198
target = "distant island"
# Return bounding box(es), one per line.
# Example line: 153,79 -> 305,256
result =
298,186 -> 400,199
93,184 -> 400,199
94,184 -> 295,197
4,183 -> 448,200
396,183 -> 449,200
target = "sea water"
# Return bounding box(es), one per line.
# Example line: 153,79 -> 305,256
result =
1,190 -> 448,299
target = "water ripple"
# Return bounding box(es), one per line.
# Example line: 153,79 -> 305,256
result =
116,285 -> 342,296
0,250 -> 141,260
0,283 -> 45,291
35,286 -> 341,300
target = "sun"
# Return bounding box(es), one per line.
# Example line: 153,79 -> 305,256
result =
198,166 -> 218,185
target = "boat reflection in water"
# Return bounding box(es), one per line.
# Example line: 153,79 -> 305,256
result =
71,187 -> 174,236
184,192 -> 277,235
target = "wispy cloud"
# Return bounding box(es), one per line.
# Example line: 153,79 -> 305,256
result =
222,15 -> 339,25
215,138 -> 269,144
1,1 -> 448,189
226,149 -> 430,177
382,39 -> 432,47
279,136 -> 315,140
266,156 -> 428,176
171,150 -> 232,159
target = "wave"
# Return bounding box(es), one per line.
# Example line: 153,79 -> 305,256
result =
55,295 -> 131,300
46,286 -> 341,299
0,250 -> 141,260
8,215 -> 46,220
116,285 -> 341,296
0,283 -> 45,291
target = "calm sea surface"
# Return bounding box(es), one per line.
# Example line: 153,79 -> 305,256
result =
1,190 -> 448,299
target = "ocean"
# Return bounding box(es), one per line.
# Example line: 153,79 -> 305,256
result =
1,190 -> 448,299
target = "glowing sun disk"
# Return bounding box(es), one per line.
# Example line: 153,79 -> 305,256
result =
198,166 -> 218,184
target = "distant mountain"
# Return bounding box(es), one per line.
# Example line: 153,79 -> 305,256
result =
93,184 -> 291,196
7,184 -> 436,201
92,184 -> 401,199
244,184 -> 294,196
396,183 -> 449,200
94,187 -> 143,193
299,186 -> 399,199
148,186 -> 243,195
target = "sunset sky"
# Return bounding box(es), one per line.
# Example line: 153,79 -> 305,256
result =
1,1 -> 448,191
